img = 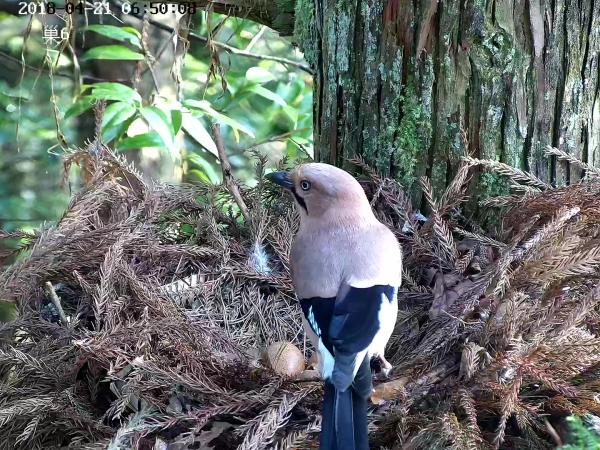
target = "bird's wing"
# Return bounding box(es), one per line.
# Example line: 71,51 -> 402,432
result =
301,285 -> 397,395
328,284 -> 397,395
300,296 -> 336,378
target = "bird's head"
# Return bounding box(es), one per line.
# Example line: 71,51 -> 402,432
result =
266,163 -> 372,221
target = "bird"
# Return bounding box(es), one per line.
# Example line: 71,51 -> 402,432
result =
266,163 -> 402,450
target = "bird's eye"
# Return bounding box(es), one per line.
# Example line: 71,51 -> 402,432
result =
300,180 -> 311,191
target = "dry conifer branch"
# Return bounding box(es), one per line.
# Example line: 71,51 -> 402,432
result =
463,155 -> 550,190
43,281 -> 68,326
2,147 -> 600,449
545,145 -> 600,177
212,123 -> 251,222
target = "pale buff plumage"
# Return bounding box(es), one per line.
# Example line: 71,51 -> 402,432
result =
285,163 -> 402,374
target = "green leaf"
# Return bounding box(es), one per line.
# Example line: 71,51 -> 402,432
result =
245,67 -> 275,84
82,45 -> 144,61
0,89 -> 29,101
283,106 -> 299,125
184,100 -> 255,141
117,132 -> 164,151
188,169 -> 212,184
181,113 -> 218,156
103,119 -> 131,143
89,83 -> 142,103
140,106 -> 174,149
122,27 -> 141,36
186,152 -> 221,183
248,84 -> 298,124
64,96 -> 95,119
291,135 -> 309,145
84,25 -> 141,48
102,102 -> 137,142
249,85 -> 288,107
103,101 -> 137,128
171,109 -> 182,135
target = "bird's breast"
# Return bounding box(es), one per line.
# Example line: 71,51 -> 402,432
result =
290,231 -> 345,299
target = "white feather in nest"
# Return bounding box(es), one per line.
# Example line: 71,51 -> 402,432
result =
247,240 -> 272,275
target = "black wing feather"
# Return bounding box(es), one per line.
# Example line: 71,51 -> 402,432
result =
300,285 -> 396,392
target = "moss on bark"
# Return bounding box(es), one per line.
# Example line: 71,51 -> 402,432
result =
291,0 -> 600,208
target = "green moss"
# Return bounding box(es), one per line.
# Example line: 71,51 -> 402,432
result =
477,172 -> 511,200
334,11 -> 351,72
394,83 -> 433,188
386,55 -> 434,189
293,0 -> 318,68
468,27 -> 516,162
369,48 -> 403,174
363,1 -> 383,72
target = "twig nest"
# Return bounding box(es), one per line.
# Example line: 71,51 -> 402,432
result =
264,341 -> 305,377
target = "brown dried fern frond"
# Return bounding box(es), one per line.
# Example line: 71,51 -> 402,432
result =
463,156 -> 550,191
420,176 -> 458,266
545,146 -> 600,178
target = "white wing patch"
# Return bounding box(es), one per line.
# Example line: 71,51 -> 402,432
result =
368,290 -> 398,358
307,305 -> 334,379
318,340 -> 335,379
306,305 -> 319,335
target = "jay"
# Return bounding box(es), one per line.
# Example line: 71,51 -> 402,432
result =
266,163 -> 402,450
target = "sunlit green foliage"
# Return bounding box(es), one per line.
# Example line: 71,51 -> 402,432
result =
562,416 -> 600,450
0,9 -> 313,235
64,16 -> 313,184
0,15 -> 73,232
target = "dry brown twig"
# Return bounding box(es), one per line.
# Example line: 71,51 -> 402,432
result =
212,123 -> 251,223
43,281 -> 68,326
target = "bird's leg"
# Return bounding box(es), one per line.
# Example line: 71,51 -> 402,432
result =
378,356 -> 393,378
370,354 -> 393,378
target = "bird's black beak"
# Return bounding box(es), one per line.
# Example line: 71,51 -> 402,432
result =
265,171 -> 293,190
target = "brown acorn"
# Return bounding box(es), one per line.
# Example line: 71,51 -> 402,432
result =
264,341 -> 305,377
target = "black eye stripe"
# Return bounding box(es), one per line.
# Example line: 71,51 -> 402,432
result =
291,187 -> 308,213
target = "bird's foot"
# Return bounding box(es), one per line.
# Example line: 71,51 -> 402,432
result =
370,355 -> 393,379
379,357 -> 393,378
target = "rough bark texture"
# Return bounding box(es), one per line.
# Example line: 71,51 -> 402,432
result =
293,0 -> 600,203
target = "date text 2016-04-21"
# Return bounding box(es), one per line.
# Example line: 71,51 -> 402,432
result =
17,1 -> 199,16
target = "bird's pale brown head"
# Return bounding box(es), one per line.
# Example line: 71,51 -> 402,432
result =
266,163 -> 372,220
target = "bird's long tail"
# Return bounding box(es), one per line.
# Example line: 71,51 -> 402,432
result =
320,362 -> 370,449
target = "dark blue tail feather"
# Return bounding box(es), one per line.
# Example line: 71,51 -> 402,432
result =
321,382 -> 336,450
334,387 -> 355,449
320,383 -> 369,450
352,391 -> 369,449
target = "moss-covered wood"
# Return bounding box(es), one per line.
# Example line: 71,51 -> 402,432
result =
293,0 -> 600,203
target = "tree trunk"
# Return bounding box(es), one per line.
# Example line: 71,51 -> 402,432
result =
294,0 -> 600,204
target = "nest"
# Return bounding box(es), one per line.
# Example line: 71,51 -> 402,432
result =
1,144 -> 600,449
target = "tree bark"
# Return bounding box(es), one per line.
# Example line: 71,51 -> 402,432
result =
293,0 -> 600,203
